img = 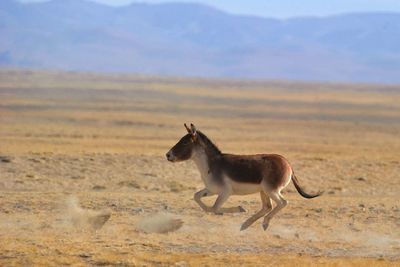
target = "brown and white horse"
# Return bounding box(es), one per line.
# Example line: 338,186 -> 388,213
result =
166,123 -> 322,231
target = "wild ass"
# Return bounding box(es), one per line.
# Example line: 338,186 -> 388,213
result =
166,124 -> 323,231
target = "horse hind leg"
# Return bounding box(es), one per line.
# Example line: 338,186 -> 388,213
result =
240,191 -> 272,231
194,188 -> 245,214
261,187 -> 288,231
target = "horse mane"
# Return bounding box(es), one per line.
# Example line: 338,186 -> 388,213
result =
197,131 -> 221,156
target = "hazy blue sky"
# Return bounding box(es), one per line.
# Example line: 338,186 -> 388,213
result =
19,0 -> 400,18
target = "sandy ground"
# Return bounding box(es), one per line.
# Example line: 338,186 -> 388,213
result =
0,70 -> 399,266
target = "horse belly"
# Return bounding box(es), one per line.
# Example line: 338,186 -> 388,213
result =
229,180 -> 261,195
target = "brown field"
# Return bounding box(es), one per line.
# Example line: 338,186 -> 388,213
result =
0,69 -> 399,266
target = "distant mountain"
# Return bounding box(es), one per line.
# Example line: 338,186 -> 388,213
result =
1,0 -> 400,83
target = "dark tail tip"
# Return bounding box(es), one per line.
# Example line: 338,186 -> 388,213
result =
292,174 -> 323,199
306,190 -> 324,199
298,189 -> 323,199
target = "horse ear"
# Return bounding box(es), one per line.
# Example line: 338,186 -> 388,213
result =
190,124 -> 198,140
184,123 -> 191,133
190,123 -> 197,135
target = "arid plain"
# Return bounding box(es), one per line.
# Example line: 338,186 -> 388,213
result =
0,70 -> 399,266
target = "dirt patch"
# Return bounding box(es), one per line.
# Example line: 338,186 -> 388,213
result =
1,71 -> 399,265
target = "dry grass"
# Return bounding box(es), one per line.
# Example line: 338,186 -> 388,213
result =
0,69 -> 399,266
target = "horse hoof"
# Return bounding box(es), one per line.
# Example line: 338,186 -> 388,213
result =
240,224 -> 248,231
238,206 -> 246,212
262,222 -> 269,231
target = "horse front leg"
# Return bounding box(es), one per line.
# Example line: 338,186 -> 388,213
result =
194,188 -> 245,214
194,188 -> 214,212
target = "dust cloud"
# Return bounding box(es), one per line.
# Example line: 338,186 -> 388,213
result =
64,196 -> 111,230
136,213 -> 183,233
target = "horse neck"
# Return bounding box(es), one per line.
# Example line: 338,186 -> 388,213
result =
192,141 -> 221,177
191,132 -> 221,178
191,146 -> 210,178
196,131 -> 221,156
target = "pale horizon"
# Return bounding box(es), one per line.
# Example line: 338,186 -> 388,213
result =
17,0 -> 400,19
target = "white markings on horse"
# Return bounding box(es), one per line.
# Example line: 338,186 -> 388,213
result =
166,123 -> 323,230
